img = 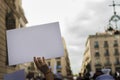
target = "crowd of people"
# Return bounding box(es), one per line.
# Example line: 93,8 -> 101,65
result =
76,69 -> 120,80
29,57 -> 120,80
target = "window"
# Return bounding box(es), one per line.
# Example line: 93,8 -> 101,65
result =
115,57 -> 119,65
104,58 -> 111,66
104,41 -> 108,48
114,48 -> 119,55
95,51 -> 100,57
5,12 -> 16,68
115,67 -> 120,72
57,70 -> 61,73
106,59 -> 110,64
94,41 -> 99,48
56,61 -> 61,69
57,61 -> 61,66
104,49 -> 109,56
114,40 -> 118,47
6,12 -> 16,30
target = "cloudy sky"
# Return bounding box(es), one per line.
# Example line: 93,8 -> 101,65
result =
22,0 -> 120,74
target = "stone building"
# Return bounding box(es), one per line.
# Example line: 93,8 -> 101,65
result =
81,27 -> 120,75
0,0 -> 27,79
46,38 -> 72,77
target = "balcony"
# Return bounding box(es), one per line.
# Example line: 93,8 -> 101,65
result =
95,63 -> 102,67
114,62 -> 120,66
114,52 -> 119,56
104,44 -> 109,48
114,44 -> 118,47
94,45 -> 99,49
104,63 -> 111,66
115,67 -> 120,71
95,53 -> 100,57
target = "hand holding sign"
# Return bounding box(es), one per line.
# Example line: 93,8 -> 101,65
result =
34,57 -> 54,80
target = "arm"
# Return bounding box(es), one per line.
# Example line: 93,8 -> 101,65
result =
34,57 -> 54,80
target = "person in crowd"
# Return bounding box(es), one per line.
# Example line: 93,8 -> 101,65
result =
114,71 -> 120,80
93,70 -> 103,80
34,57 -> 54,80
54,71 -> 63,80
95,69 -> 115,80
26,71 -> 35,80
83,72 -> 90,80
76,73 -> 82,80
34,57 -> 75,80
35,76 -> 43,80
89,71 -> 94,80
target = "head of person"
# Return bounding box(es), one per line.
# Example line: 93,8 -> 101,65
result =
79,73 -> 81,77
93,70 -> 103,80
101,69 -> 111,75
54,72 -> 63,80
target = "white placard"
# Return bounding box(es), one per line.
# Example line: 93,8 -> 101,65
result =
6,22 -> 64,65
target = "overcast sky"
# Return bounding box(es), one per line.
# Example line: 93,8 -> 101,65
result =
22,0 -> 120,74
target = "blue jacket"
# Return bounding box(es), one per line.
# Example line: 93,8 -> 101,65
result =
95,74 -> 114,80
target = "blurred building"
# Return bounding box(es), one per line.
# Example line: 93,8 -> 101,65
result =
80,0 -> 120,75
81,30 -> 120,73
0,0 -> 27,79
46,38 -> 72,77
81,27 -> 120,75
80,41 -> 91,76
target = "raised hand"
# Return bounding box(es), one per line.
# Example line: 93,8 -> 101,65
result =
34,57 -> 54,80
34,57 -> 50,75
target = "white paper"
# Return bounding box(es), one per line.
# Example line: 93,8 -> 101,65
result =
4,69 -> 26,80
6,22 -> 64,65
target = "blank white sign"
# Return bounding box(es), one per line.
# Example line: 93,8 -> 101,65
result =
6,22 -> 64,66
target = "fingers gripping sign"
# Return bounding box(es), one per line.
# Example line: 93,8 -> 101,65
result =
34,57 -> 51,75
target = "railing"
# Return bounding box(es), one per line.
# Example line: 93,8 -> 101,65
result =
114,44 -> 118,47
114,52 -> 119,56
94,45 -> 99,48
95,63 -> 102,67
95,53 -> 100,57
104,63 -> 111,66
104,44 -> 109,48
114,62 -> 120,66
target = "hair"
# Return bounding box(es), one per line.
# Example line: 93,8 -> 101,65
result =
93,71 -> 103,80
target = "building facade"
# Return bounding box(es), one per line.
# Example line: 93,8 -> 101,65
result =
0,0 -> 27,79
46,38 -> 72,77
81,28 -> 120,75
